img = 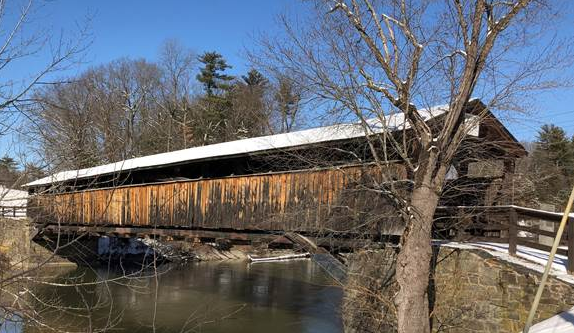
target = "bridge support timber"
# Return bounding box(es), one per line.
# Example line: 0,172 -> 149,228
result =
35,223 -> 386,251
285,232 -> 348,284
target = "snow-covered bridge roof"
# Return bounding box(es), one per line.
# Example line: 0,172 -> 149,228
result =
24,101 -> 503,188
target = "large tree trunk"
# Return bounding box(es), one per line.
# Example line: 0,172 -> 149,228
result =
395,185 -> 439,333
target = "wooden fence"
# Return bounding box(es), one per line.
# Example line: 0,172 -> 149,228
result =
0,205 -> 26,219
435,205 -> 574,273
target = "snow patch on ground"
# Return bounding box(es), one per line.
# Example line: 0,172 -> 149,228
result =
528,307 -> 574,333
436,241 -> 574,285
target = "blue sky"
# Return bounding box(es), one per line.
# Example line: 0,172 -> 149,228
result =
3,0 -> 574,160
37,0 -> 296,78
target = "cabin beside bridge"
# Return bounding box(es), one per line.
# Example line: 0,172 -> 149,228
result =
24,99 -> 530,249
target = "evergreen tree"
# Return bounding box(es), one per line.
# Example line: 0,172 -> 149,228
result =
536,124 -> 574,170
196,52 -> 234,96
195,52 -> 235,143
530,124 -> 574,207
242,69 -> 267,87
0,156 -> 20,187
0,156 -> 18,171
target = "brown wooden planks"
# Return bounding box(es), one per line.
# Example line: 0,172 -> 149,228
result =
31,164 -> 404,233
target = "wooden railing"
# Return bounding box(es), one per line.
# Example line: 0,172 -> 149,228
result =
435,205 -> 574,273
0,205 -> 27,219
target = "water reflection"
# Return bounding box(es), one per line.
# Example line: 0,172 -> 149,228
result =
26,260 -> 342,333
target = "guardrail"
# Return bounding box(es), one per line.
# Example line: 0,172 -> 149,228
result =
0,205 -> 27,218
435,205 -> 574,273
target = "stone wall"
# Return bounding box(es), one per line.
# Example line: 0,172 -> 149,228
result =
0,218 -> 71,269
0,218 -> 31,268
344,246 -> 574,333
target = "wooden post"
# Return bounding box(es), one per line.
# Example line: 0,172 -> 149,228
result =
524,185 -> 574,333
568,217 -> 574,274
509,208 -> 517,256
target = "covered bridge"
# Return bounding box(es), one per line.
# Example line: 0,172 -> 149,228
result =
25,99 -> 526,243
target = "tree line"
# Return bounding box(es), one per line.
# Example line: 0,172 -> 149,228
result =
8,38 -> 573,213
12,41 -> 574,216
29,40 -> 303,171
0,156 -> 44,189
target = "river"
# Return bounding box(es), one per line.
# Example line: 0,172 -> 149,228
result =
6,260 -> 343,333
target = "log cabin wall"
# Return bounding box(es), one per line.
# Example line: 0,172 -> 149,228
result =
28,164 -> 407,235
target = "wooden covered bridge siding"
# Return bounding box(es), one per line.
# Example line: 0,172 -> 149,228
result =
28,164 -> 406,234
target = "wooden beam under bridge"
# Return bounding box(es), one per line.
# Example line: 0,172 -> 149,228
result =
285,232 -> 348,284
36,223 -> 384,250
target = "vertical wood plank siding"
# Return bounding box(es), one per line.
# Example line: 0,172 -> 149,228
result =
28,164 -> 406,233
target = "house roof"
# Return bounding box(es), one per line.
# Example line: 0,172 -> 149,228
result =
0,186 -> 28,206
25,101 -> 509,188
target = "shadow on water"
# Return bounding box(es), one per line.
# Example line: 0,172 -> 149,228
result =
25,260 -> 343,333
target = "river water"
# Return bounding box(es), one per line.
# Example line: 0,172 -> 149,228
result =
15,260 -> 343,333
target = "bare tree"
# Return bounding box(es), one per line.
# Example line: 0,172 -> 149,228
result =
228,69 -> 271,138
31,59 -> 167,169
0,0 -> 95,330
273,74 -> 301,133
156,39 -> 198,150
251,1 -> 571,332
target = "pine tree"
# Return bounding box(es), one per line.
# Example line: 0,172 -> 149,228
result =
196,52 -> 234,96
0,156 -> 18,171
0,156 -> 20,187
242,69 -> 267,88
195,52 -> 234,143
530,124 -> 574,207
536,124 -> 574,169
